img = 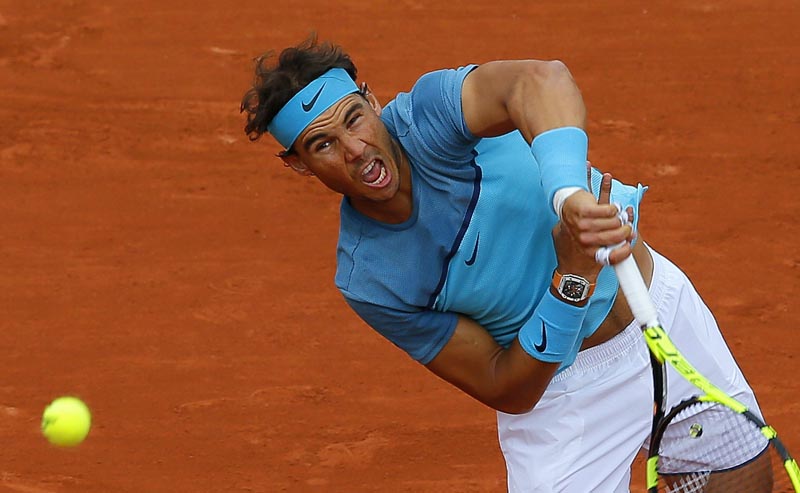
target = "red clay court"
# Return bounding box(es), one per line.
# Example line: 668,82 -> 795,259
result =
1,1 -> 798,491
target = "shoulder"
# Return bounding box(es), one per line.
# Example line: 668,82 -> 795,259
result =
382,65 -> 481,165
410,65 -> 478,99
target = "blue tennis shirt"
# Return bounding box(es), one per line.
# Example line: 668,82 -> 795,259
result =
335,65 -> 646,368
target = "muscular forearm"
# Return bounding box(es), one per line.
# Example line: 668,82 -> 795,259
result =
463,60 -> 592,215
425,316 -> 564,415
487,339 -> 561,414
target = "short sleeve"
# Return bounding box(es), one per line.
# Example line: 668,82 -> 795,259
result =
382,65 -> 480,165
343,294 -> 458,365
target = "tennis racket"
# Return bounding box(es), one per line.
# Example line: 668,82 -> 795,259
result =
613,254 -> 800,492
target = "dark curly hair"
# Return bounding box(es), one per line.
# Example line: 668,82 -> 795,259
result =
240,34 -> 358,146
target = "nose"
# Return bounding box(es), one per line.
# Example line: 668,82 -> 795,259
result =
341,134 -> 367,163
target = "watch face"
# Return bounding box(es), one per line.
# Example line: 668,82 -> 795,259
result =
560,276 -> 589,301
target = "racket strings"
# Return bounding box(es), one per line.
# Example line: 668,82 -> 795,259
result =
656,401 -> 794,492
664,472 -> 709,492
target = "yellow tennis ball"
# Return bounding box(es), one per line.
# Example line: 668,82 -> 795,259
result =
41,396 -> 92,447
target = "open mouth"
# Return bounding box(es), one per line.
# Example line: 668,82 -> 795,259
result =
360,159 -> 391,188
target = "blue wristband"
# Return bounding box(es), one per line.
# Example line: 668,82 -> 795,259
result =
530,127 -> 589,210
519,290 -> 590,363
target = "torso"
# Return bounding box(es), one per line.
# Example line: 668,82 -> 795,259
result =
337,66 -> 652,367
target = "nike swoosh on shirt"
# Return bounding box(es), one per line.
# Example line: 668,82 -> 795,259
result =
464,234 -> 480,266
301,83 -> 326,112
534,321 -> 547,352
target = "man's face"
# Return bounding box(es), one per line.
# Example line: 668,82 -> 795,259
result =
286,93 -> 404,205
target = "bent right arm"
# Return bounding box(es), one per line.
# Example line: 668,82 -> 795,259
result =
425,220 -> 602,415
424,173 -> 628,415
425,316 -> 559,414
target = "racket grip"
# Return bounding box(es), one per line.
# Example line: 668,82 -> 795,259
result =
613,255 -> 660,328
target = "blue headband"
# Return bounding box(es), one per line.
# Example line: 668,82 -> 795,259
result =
267,67 -> 360,150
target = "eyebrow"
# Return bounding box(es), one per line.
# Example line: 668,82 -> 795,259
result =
303,101 -> 364,152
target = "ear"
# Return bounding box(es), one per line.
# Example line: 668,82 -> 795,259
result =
363,84 -> 382,116
280,154 -> 315,176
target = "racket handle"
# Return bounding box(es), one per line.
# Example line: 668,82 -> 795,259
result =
613,254 -> 660,328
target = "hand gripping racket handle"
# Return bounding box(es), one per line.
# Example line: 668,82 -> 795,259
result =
613,254 -> 659,329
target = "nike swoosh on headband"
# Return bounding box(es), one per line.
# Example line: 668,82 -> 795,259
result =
301,83 -> 326,112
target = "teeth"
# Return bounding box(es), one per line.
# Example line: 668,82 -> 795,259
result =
362,161 -> 376,176
361,160 -> 387,186
368,166 -> 387,185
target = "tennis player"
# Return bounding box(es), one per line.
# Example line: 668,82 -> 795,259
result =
241,36 -> 767,492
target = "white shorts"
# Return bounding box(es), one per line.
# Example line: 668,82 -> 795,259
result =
497,246 -> 763,492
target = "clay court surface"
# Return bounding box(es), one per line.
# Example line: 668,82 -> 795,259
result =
1,1 -> 798,491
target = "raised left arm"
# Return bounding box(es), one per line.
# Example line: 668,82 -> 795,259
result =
460,59 -> 586,141
461,60 -> 633,264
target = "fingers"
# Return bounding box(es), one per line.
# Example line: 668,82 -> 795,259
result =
591,172 -> 635,265
573,204 -> 634,242
594,242 -> 633,266
594,245 -> 615,266
565,193 -> 634,246
563,190 -> 619,221
598,172 -> 612,205
611,204 -> 633,228
578,223 -> 633,246
562,169 -> 638,266
593,205 -> 637,266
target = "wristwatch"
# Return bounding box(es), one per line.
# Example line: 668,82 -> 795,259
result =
552,271 -> 596,303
